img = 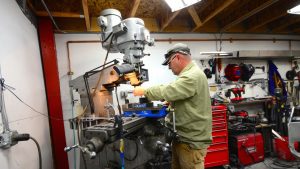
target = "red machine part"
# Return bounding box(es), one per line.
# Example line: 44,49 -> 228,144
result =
230,133 -> 264,166
205,105 -> 229,168
234,110 -> 248,118
225,64 -> 241,81
225,85 -> 245,102
230,87 -> 245,102
273,137 -> 299,161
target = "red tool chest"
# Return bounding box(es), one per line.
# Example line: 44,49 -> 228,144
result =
205,105 -> 229,168
229,133 -> 264,166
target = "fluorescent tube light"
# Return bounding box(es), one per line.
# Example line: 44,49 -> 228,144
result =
164,0 -> 202,12
287,4 -> 300,15
200,51 -> 233,56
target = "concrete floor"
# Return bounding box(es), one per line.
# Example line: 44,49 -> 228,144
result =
210,157 -> 300,169
244,158 -> 300,169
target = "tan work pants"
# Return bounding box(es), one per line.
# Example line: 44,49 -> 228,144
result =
171,142 -> 207,169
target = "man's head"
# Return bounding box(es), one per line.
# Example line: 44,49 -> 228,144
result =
162,43 -> 192,75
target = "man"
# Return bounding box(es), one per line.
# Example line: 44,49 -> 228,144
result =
133,43 -> 212,169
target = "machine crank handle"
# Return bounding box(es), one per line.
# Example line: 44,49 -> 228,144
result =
80,147 -> 97,159
64,144 -> 97,159
64,144 -> 79,152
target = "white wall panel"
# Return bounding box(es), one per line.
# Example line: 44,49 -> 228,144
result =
0,1 -> 53,169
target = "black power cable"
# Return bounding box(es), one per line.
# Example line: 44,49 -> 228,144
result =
30,137 -> 42,169
11,134 -> 42,169
115,86 -> 122,115
124,139 -> 139,161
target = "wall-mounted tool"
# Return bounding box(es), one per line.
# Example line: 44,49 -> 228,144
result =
224,64 -> 241,81
225,85 -> 245,102
240,63 -> 255,81
204,68 -> 212,79
0,76 -> 31,149
255,66 -> 265,72
286,61 -> 299,80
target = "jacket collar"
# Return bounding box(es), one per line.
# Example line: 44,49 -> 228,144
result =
178,61 -> 195,76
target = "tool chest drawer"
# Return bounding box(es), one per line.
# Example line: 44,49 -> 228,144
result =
205,105 -> 229,168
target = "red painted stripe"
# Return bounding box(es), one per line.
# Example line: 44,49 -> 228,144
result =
38,18 -> 69,169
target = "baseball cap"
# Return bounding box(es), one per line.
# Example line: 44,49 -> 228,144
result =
162,43 -> 191,65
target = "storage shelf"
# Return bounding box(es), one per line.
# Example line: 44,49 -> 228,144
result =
228,98 -> 272,106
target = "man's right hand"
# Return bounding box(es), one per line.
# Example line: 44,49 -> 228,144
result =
133,86 -> 145,96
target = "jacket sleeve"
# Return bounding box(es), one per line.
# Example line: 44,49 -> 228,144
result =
145,75 -> 196,102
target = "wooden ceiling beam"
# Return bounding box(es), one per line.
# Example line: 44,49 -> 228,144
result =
187,6 -> 203,30
271,17 -> 300,32
193,0 -> 235,31
247,0 -> 300,31
29,0 -> 83,18
161,10 -> 181,31
36,11 -> 83,18
293,27 -> 300,33
128,0 -> 141,17
82,0 -> 90,31
220,0 -> 278,32
203,0 -> 235,23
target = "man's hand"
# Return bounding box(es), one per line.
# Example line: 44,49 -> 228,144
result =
133,86 -> 145,96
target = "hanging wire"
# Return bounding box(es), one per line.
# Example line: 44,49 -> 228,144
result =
40,0 -> 66,33
5,87 -> 68,121
115,86 -> 122,115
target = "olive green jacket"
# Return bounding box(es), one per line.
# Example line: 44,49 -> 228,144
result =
145,61 -> 212,149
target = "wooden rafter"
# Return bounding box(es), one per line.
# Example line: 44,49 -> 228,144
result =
36,11 -> 83,18
220,0 -> 278,32
161,10 -> 181,31
271,17 -> 300,32
82,0 -> 90,30
187,6 -> 203,29
192,0 -> 235,32
247,0 -> 300,31
293,27 -> 300,33
128,0 -> 141,17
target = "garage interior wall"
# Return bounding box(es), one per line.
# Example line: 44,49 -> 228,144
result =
0,1 -> 53,169
55,33 -> 300,169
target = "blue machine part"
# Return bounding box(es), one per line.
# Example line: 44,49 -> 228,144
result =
123,106 -> 167,118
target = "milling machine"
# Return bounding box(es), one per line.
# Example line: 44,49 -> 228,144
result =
65,9 -> 172,169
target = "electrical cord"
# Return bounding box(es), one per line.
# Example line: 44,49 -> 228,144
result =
92,34 -> 114,97
115,86 -> 122,115
124,139 -> 139,161
71,96 -> 77,169
30,136 -> 42,169
76,119 -> 87,169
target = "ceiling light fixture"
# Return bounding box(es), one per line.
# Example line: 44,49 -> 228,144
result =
200,51 -> 233,57
164,0 -> 202,12
287,4 -> 300,15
